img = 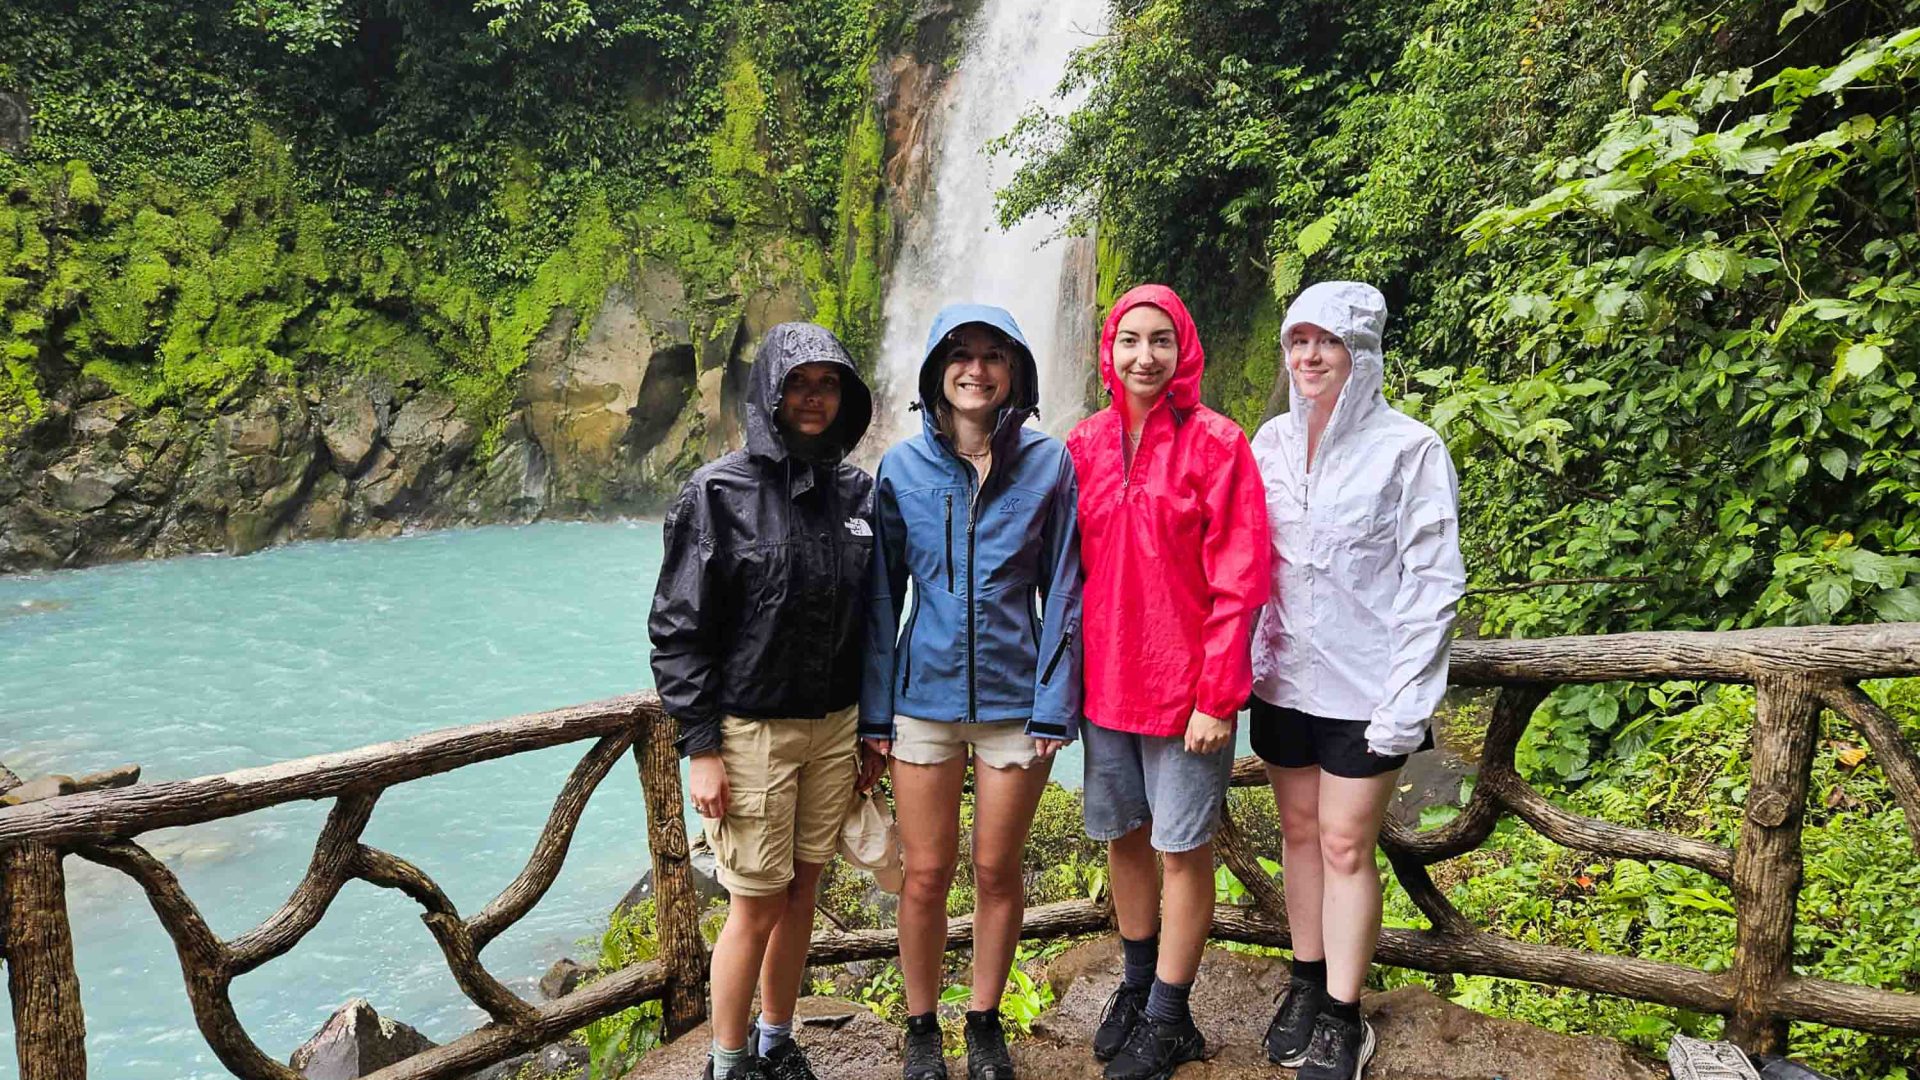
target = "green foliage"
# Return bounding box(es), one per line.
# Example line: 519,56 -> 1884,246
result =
1421,20 -> 1920,637
0,0 -> 908,458
575,900 -> 665,1079
1385,680 -> 1920,1076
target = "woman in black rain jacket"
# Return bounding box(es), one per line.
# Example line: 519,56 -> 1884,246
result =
649,322 -> 884,1080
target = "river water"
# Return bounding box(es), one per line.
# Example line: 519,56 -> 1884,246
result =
0,520 -> 1204,1078
0,522 -> 672,1078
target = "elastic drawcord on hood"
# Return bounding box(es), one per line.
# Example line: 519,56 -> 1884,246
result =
744,322 -> 873,463
1279,281 -> 1388,454
1099,284 -> 1205,425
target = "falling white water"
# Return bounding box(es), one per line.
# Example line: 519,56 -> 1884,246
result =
869,0 -> 1109,449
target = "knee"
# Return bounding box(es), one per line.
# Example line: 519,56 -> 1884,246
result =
903,863 -> 955,906
727,892 -> 788,936
1160,845 -> 1212,880
1278,809 -> 1320,850
972,857 -> 1025,904
1318,830 -> 1377,877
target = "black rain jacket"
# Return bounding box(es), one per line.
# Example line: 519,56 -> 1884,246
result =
648,322 -> 876,757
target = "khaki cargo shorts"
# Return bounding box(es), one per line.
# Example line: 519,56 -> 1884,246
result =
701,706 -> 859,897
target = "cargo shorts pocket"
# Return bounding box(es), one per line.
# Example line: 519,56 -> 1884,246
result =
705,787 -> 777,885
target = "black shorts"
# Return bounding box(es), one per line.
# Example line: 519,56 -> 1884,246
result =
1247,698 -> 1433,779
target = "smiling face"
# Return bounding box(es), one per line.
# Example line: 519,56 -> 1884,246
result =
778,361 -> 844,437
1286,322 -> 1353,408
939,323 -> 1015,421
1111,304 -> 1179,405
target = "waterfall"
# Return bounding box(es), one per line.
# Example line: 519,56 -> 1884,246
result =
868,0 -> 1109,451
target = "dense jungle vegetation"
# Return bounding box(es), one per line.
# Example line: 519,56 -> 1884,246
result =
994,0 -> 1920,1074
5,0 -> 1919,1076
0,0 -> 903,451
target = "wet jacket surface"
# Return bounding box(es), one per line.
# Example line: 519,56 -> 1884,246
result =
1250,281 -> 1465,756
649,323 -> 876,758
860,304 -> 1083,742
1066,285 -> 1271,738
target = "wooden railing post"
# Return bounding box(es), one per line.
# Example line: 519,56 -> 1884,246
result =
3,842 -> 89,1079
633,707 -> 707,1039
1726,673 -> 1823,1053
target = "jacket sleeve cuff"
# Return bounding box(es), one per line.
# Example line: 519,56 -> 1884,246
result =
1365,714 -> 1425,757
1023,717 -> 1075,742
859,714 -> 896,741
674,715 -> 723,759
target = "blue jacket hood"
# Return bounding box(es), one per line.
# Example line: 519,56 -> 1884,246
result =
917,303 -> 1042,425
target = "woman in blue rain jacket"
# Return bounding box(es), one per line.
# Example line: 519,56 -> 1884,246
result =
861,304 -> 1082,1080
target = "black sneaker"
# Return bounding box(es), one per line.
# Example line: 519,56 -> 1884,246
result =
1296,1012 -> 1376,1080
904,1012 -> 948,1080
705,1056 -> 771,1080
1093,984 -> 1149,1062
762,1040 -> 819,1080
1264,976 -> 1327,1067
964,1009 -> 1015,1080
1102,1015 -> 1205,1080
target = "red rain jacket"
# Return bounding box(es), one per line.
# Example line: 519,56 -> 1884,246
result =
1066,285 -> 1272,738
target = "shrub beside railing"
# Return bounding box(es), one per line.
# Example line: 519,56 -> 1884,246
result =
3,624 -> 1919,1078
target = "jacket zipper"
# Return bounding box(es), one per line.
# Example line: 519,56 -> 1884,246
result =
1040,627 -> 1074,684
900,593 -> 920,693
944,493 -> 955,591
965,469 -> 979,722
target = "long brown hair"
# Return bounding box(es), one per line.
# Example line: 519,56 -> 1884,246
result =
930,323 -> 1025,440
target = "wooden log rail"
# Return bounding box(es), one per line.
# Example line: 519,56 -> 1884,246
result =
2,624 -> 1918,1078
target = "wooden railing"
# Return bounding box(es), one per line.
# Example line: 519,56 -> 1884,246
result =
3,623 -> 1919,1077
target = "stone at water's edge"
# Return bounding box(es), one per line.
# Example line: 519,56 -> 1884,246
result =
625,938 -> 1661,1080
289,998 -> 437,1079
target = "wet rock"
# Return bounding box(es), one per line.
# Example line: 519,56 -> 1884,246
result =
46,459 -> 129,511
471,1039 -> 590,1080
288,998 -> 436,1079
626,996 -> 896,1080
539,957 -> 593,1001
0,90 -> 29,154
320,385 -> 382,477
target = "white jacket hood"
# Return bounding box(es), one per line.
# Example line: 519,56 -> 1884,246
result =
1252,281 -> 1465,755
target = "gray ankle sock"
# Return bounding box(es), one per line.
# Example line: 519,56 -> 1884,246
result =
712,1040 -> 750,1077
1144,976 -> 1193,1024
1121,934 -> 1159,991
756,1016 -> 793,1055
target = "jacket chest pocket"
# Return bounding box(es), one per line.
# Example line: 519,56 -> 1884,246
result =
1321,509 -> 1397,579
730,542 -> 793,609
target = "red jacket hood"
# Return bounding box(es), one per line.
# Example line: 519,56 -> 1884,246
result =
1099,284 -> 1205,416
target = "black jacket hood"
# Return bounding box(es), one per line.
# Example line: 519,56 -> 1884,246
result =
746,322 -> 873,462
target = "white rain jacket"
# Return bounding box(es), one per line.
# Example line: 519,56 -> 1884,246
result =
1250,281 -> 1466,756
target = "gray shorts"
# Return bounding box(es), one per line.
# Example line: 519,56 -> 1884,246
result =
1079,718 -> 1235,853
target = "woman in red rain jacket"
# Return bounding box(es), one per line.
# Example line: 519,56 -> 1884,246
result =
1065,284 -> 1271,1080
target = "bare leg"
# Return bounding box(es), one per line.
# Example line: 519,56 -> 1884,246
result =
1156,844 -> 1214,984
1317,770 -> 1400,1002
756,860 -> 828,1029
1267,764 -> 1325,963
1106,823 -> 1161,942
893,755 -> 969,1015
966,756 -> 1054,1010
708,890 -> 794,1049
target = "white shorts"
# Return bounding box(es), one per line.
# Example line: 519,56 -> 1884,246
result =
891,716 -> 1039,770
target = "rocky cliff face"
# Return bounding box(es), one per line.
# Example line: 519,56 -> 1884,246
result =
0,3 -> 977,575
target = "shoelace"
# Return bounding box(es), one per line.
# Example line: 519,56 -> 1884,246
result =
765,1044 -> 814,1080
905,1025 -> 946,1079
1303,1017 -> 1354,1068
1101,986 -> 1145,1027
1118,1014 -> 1168,1063
1268,982 -> 1313,1035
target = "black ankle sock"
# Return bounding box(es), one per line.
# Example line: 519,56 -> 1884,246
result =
1120,933 -> 1159,991
1291,957 -> 1328,986
907,1010 -> 940,1035
965,1008 -> 1000,1028
1144,976 -> 1193,1024
1325,995 -> 1361,1025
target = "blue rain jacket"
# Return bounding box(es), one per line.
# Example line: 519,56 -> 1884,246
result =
860,304 -> 1083,742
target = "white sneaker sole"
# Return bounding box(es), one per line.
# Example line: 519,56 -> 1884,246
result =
1350,1021 -> 1377,1079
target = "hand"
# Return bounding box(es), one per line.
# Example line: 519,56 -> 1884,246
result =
1032,738 -> 1066,761
858,739 -> 891,792
1184,709 -> 1233,755
689,752 -> 729,819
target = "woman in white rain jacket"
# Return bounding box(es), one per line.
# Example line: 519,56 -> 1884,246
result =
1248,281 -> 1465,1080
